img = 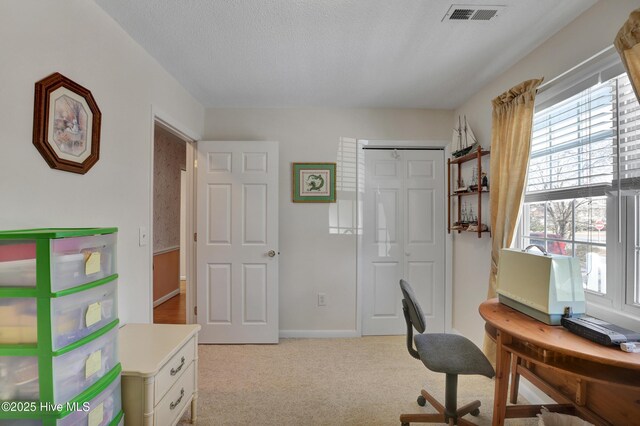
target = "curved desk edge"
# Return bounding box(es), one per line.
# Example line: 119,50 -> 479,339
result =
479,298 -> 640,371
479,298 -> 640,426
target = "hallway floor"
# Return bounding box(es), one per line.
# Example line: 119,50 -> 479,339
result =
153,280 -> 186,324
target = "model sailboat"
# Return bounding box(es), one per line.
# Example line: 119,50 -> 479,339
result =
451,116 -> 479,158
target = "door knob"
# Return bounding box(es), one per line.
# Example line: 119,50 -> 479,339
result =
267,250 -> 277,257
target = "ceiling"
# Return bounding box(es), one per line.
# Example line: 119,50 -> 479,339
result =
94,0 -> 596,109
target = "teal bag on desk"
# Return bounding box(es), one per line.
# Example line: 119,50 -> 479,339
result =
496,245 -> 585,325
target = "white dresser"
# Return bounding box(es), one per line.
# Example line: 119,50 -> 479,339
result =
119,324 -> 201,426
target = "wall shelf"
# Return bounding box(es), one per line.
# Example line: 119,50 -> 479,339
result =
450,190 -> 489,197
447,149 -> 491,238
449,149 -> 491,164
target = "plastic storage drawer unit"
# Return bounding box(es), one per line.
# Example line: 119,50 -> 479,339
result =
0,228 -> 120,426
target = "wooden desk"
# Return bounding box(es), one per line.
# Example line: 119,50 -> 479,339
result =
479,299 -> 640,426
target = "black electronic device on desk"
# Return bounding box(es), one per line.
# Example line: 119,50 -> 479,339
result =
561,315 -> 640,346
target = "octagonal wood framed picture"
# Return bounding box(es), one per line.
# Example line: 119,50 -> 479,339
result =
33,73 -> 101,174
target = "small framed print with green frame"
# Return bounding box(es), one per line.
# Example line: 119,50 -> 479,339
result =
292,162 -> 336,202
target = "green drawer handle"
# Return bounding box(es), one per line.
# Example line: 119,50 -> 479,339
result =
170,356 -> 186,376
170,388 -> 185,410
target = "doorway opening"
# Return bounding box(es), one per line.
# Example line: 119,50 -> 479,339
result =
152,120 -> 195,324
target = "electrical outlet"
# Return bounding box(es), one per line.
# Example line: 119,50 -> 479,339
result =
318,293 -> 326,307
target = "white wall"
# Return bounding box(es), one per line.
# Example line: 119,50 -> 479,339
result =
204,108 -> 452,334
451,0 -> 639,346
0,0 -> 204,323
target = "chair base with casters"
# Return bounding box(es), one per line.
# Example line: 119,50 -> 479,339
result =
399,375 -> 482,426
398,279 -> 495,426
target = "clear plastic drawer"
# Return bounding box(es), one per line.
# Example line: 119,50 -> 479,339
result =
0,240 -> 37,287
0,298 -> 37,345
51,234 -> 117,292
58,377 -> 121,426
52,327 -> 119,405
0,357 -> 39,401
51,281 -> 117,351
0,281 -> 117,349
0,382 -> 122,425
0,234 -> 116,292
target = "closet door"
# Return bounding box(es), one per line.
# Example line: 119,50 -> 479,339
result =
362,149 -> 445,335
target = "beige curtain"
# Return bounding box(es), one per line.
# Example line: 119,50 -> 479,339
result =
483,78 -> 543,361
615,8 -> 640,102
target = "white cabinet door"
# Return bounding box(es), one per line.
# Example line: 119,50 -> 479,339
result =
196,141 -> 279,343
362,149 -> 445,335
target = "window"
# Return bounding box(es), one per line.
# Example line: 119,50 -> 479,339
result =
520,48 -> 640,323
521,198 -> 608,294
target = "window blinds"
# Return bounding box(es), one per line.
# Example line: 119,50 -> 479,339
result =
525,47 -> 640,203
527,79 -> 615,200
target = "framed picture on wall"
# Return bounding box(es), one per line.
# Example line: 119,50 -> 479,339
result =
33,72 -> 101,174
292,162 -> 336,203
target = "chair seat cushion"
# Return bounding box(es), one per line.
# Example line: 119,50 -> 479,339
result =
414,333 -> 495,378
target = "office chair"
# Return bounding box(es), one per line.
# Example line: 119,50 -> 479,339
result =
399,279 -> 495,426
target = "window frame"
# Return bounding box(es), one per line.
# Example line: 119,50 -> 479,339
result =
517,55 -> 640,329
623,195 -> 640,318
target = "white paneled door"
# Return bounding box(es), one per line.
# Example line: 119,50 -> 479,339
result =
362,149 -> 445,335
196,141 -> 279,343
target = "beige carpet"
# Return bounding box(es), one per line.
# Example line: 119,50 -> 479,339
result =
178,336 -> 539,425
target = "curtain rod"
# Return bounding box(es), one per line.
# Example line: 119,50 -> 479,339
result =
362,147 -> 444,151
537,45 -> 616,94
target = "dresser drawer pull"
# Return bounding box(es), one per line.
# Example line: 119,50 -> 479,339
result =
169,388 -> 185,410
170,356 -> 186,376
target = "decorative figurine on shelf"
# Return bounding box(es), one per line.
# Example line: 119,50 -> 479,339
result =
481,172 -> 489,191
455,178 -> 468,193
469,167 -> 479,192
451,116 -> 479,158
468,205 -> 477,226
467,223 -> 489,232
461,202 -> 468,225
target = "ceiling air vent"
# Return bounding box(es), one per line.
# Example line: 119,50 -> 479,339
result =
471,9 -> 498,20
449,8 -> 474,20
442,5 -> 504,22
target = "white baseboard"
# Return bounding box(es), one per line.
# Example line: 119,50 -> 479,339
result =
180,275 -> 186,281
153,288 -> 180,307
279,329 -> 360,338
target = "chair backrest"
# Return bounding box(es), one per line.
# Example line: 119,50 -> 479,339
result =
399,279 -> 427,360
399,279 -> 427,333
